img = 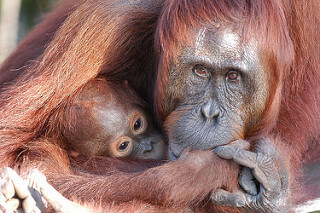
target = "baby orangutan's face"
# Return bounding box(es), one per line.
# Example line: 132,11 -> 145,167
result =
65,80 -> 166,160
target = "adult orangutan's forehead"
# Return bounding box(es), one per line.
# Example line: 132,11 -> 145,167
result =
177,28 -> 261,73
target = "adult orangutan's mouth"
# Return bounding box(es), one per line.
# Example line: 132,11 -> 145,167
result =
222,139 -> 250,150
168,139 -> 249,161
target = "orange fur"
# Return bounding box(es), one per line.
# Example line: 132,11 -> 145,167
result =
155,0 -> 320,206
0,0 -> 241,212
0,0 -> 319,212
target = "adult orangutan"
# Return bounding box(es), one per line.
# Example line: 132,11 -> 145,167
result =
0,0 -> 319,212
0,0 -> 243,212
154,0 -> 320,210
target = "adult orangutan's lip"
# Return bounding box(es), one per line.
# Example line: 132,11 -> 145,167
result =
220,139 -> 250,150
210,139 -> 248,150
168,139 -> 248,161
210,141 -> 233,149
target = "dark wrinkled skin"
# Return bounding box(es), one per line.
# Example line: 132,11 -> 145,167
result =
163,27 -> 290,212
214,139 -> 290,213
165,28 -> 269,158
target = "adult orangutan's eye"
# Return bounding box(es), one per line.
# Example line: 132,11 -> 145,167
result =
226,70 -> 240,83
193,65 -> 209,78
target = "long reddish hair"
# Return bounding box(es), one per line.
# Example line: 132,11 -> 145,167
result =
0,0 -> 162,167
154,0 -> 320,161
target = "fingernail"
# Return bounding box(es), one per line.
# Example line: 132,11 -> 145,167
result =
249,189 -> 258,196
236,199 -> 245,207
214,146 -> 234,159
214,146 -> 224,153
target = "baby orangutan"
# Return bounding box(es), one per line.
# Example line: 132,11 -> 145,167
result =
0,78 -> 167,212
61,77 -> 166,160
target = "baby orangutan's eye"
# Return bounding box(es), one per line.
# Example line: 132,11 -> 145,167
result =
118,141 -> 130,151
110,136 -> 134,158
134,118 -> 143,131
130,112 -> 147,134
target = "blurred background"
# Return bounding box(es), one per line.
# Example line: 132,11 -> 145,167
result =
0,0 -> 57,65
